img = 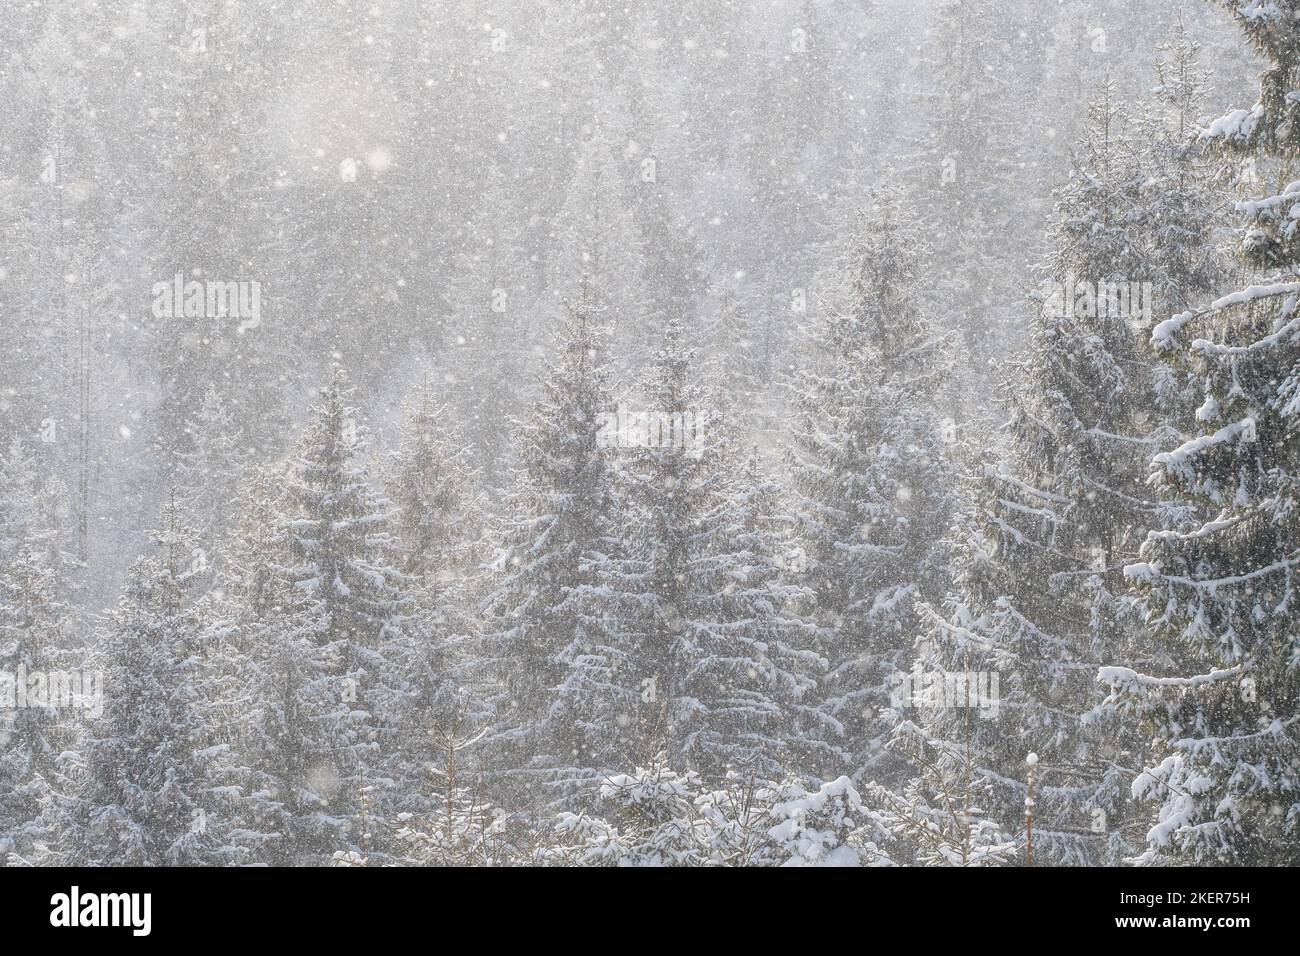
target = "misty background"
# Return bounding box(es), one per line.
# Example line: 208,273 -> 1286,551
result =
0,0 -> 1255,608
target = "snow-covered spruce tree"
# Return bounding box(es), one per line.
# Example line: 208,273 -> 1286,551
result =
204,454 -> 403,866
380,382 -> 489,820
909,80 -> 1221,865
1107,0 -> 1300,866
0,439 -> 78,598
279,365 -> 416,651
540,755 -> 895,867
579,320 -> 820,784
0,541 -> 75,867
389,702 -> 517,867
860,719 -> 1016,867
684,449 -> 823,782
542,760 -> 710,866
691,771 -> 897,867
68,505 -> 234,865
758,773 -> 895,867
785,191 -> 956,785
200,462 -> 342,865
254,366 -> 416,862
479,294 -> 619,808
0,444 -> 76,865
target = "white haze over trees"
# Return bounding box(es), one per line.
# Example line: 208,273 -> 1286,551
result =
0,0 -> 1296,867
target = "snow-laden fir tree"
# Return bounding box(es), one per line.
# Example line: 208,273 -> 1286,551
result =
391,702 -> 514,867
910,86 -> 1149,866
682,450 -> 823,782
203,462 -> 285,667
579,320 -> 820,783
479,293 -> 619,808
237,366 -> 416,862
1140,16 -> 1230,325
1107,0 -> 1300,866
909,77 -> 1223,865
379,381 -> 489,819
0,538 -> 75,866
200,462 -> 337,865
66,505 -> 234,865
541,754 -> 894,867
0,441 -> 77,865
277,364 -> 416,680
542,761 -> 713,867
861,718 -> 1016,867
785,190 -> 956,785
0,440 -> 77,589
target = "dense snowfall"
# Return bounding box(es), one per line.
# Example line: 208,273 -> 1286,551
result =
0,0 -> 1297,867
